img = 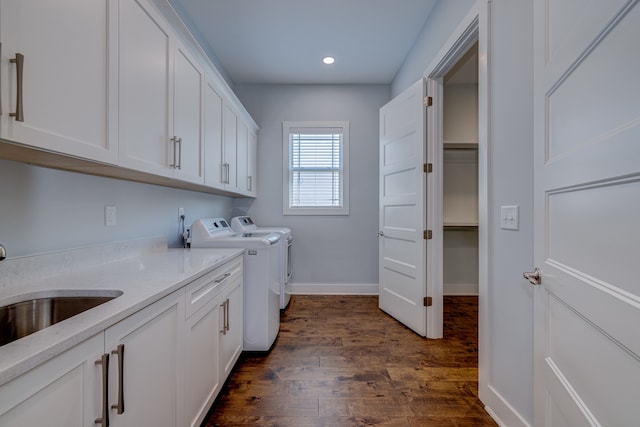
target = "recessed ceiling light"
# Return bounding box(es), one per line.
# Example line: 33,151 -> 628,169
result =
323,56 -> 335,65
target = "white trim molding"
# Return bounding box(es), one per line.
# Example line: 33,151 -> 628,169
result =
289,283 -> 378,295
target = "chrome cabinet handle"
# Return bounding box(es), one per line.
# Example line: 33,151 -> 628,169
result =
111,344 -> 125,414
247,176 -> 253,191
170,137 -> 177,169
176,137 -> 182,170
225,299 -> 230,332
95,353 -> 110,427
223,162 -> 230,184
220,299 -> 229,335
523,267 -> 542,286
10,53 -> 24,122
225,298 -> 230,332
215,272 -> 231,284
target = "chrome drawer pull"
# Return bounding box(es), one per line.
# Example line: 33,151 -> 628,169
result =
214,272 -> 231,284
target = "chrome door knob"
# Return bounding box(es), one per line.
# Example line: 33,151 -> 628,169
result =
0,244 -> 6,261
523,267 -> 542,285
377,231 -> 384,237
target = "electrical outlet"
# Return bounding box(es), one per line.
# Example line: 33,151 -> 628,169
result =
105,205 -> 117,227
178,207 -> 185,219
500,205 -> 519,230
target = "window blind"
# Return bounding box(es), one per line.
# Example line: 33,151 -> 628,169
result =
289,131 -> 343,208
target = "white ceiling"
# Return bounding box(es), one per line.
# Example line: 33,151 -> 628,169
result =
169,0 -> 438,85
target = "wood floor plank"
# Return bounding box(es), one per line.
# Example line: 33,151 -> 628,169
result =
202,295 -> 497,426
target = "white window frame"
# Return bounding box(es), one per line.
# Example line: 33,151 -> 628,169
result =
283,120 -> 350,215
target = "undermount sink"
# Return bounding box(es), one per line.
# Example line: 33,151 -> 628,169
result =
0,290 -> 123,347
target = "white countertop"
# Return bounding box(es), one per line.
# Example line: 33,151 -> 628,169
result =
0,238 -> 244,386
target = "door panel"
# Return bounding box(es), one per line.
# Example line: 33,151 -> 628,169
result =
378,79 -> 428,336
533,1 -> 640,425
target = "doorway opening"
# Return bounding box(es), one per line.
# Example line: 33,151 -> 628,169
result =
441,43 -> 479,301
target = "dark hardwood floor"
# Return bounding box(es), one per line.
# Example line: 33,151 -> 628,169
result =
203,295 -> 497,426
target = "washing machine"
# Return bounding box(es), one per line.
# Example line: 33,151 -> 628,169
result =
230,216 -> 293,309
190,217 -> 281,351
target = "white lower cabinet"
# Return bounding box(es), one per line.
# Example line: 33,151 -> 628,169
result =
181,255 -> 243,427
0,254 -> 244,427
182,297 -> 221,427
218,276 -> 243,380
0,333 -> 103,427
105,291 -> 183,427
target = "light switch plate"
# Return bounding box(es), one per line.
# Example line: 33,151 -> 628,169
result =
500,205 -> 519,230
105,205 -> 117,227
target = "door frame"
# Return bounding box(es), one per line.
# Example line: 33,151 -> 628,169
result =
421,0 -> 492,408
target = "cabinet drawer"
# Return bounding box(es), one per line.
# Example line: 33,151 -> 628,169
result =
185,256 -> 242,319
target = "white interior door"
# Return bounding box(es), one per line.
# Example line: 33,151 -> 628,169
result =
379,79 -> 430,337
533,1 -> 640,425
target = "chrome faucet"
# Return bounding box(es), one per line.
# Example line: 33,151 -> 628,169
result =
0,244 -> 6,261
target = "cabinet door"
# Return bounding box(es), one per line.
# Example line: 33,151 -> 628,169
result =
247,129 -> 258,196
222,104 -> 238,189
203,81 -> 224,189
105,292 -> 182,427
118,0 -> 171,177
219,276 -> 243,379
0,0 -> 117,164
181,297 -> 220,427
0,333 -> 104,427
172,45 -> 203,184
236,119 -> 249,195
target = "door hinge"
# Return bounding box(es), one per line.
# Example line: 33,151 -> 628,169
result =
424,163 -> 433,173
423,96 -> 433,107
423,296 -> 433,307
424,230 -> 432,240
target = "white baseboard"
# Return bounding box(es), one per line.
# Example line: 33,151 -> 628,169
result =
482,384 -> 532,427
289,283 -> 378,295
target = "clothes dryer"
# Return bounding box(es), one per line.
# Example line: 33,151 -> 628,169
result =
230,216 -> 292,309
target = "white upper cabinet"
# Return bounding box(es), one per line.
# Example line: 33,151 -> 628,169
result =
235,120 -> 258,197
204,96 -> 244,194
0,0 -> 256,196
118,0 -> 172,177
118,0 -> 204,184
223,104 -> 238,190
172,45 -> 204,184
246,128 -> 258,196
236,119 -> 249,195
203,81 -> 225,189
0,0 -> 117,164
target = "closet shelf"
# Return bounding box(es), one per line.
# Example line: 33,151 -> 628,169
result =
443,140 -> 478,149
444,222 -> 478,230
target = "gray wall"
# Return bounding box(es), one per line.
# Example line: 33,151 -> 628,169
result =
392,0 -> 534,425
0,159 -> 233,258
233,84 -> 390,290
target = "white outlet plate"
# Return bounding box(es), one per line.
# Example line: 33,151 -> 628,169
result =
105,205 -> 117,227
500,205 -> 519,230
